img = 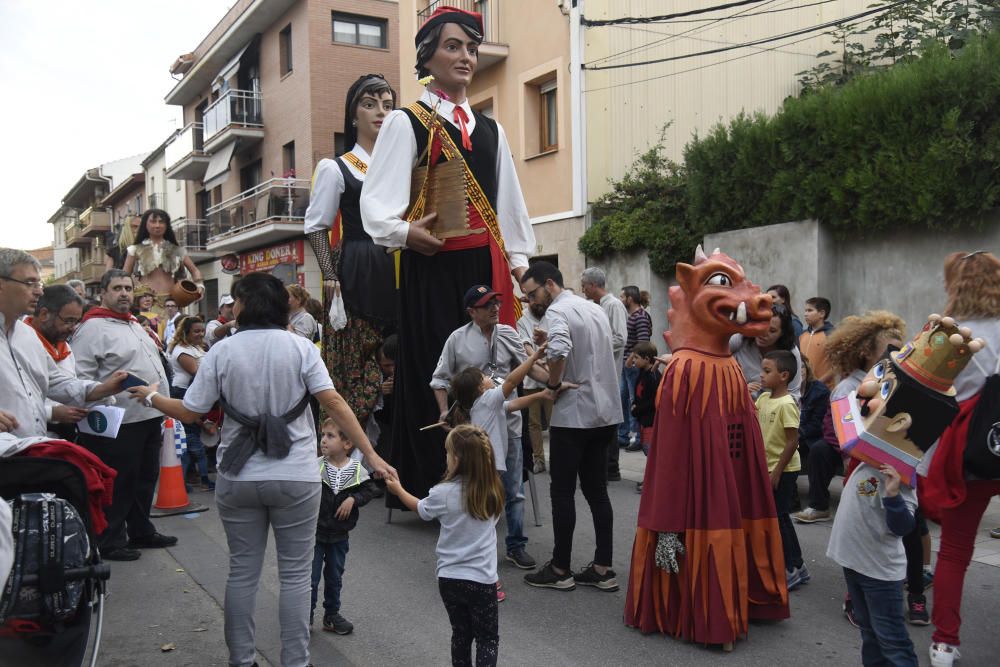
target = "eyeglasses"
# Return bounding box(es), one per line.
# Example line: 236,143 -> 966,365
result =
0,276 -> 43,290
523,284 -> 546,302
55,313 -> 81,327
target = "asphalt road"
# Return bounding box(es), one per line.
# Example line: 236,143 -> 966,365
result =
88,453 -> 1000,666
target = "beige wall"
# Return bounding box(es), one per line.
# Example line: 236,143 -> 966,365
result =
584,0 -> 870,202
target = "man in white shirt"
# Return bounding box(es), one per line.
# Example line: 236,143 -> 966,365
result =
0,248 -> 124,439
517,299 -> 551,473
206,294 -> 236,347
581,267 -> 628,481
73,269 -> 176,561
520,262 -> 621,593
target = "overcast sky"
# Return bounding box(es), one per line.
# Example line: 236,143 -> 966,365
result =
0,0 -> 234,250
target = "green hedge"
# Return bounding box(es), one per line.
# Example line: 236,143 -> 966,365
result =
580,31 -> 1000,275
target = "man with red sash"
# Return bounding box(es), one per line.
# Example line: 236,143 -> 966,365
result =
26,284 -> 89,438
72,269 -> 176,561
361,6 -> 535,505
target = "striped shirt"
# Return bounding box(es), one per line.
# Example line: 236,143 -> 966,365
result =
625,308 -> 652,357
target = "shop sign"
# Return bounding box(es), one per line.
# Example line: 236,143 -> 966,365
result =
239,240 -> 304,274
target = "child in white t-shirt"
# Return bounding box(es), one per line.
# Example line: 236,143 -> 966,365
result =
386,425 -> 505,667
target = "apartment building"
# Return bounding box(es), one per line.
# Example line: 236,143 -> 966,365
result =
161,0 -> 400,317
398,0 -> 586,280
51,154 -> 145,292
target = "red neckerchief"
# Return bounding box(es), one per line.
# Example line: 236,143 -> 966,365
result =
23,317 -> 72,362
82,307 -> 160,346
217,315 -> 228,324
453,106 -> 473,151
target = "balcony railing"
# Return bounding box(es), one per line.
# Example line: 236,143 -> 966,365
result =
148,193 -> 166,210
207,178 -> 310,241
418,0 -> 501,44
79,207 -> 112,236
164,122 -> 206,172
173,218 -> 210,252
80,258 -> 106,284
64,223 -> 85,247
203,89 -> 263,142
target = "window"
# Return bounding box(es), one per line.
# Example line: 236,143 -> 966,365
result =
282,141 -> 296,178
540,80 -> 558,152
332,13 -> 387,49
240,160 -> 262,192
279,24 -> 293,75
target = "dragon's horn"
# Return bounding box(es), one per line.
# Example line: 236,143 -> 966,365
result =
694,244 -> 708,262
712,247 -> 721,255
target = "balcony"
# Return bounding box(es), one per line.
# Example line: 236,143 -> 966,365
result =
80,257 -> 106,284
165,122 -> 210,181
206,178 -> 309,253
173,218 -> 212,262
148,193 -> 166,210
65,223 -> 88,248
418,0 -> 507,72
79,207 -> 112,237
203,89 -> 264,153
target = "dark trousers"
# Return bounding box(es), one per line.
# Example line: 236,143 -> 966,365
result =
171,386 -> 208,481
806,441 -> 843,511
78,417 -> 162,550
842,568 -> 918,666
902,509 -> 928,598
606,426 -> 620,476
773,471 -> 804,570
311,539 -> 349,616
549,424 -> 616,571
438,577 -> 499,667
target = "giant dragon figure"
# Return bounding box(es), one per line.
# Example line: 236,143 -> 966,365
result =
625,246 -> 789,648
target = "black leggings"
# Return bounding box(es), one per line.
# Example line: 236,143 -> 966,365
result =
438,577 -> 498,667
903,508 -> 929,597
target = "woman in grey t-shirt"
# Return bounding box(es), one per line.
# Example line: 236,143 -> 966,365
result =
130,272 -> 394,667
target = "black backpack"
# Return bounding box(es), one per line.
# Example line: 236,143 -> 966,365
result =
0,493 -> 89,627
963,357 -> 1000,480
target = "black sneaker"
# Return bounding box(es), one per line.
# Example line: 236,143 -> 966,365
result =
129,532 -> 178,548
524,561 -> 575,591
103,546 -> 141,561
506,548 -> 537,570
607,470 -> 622,482
323,613 -> 354,635
573,562 -> 619,591
907,595 -> 930,626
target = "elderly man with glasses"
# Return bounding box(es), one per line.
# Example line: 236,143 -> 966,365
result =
0,248 -> 125,438
431,284 -> 548,573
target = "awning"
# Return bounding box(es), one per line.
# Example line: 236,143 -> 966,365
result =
212,34 -> 260,90
203,142 -> 237,191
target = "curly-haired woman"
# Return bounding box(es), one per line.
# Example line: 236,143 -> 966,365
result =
923,251 -> 1000,667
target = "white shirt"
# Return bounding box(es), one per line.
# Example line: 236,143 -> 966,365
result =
516,310 -> 544,390
543,291 -> 623,428
418,479 -> 499,585
169,343 -> 205,389
45,351 -> 77,423
0,314 -> 95,438
71,316 -> 170,424
599,293 -> 628,371
470,386 -> 508,472
360,89 -> 535,271
303,144 -> 370,234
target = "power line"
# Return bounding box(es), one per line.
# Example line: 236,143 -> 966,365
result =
583,9 -> 885,95
619,0 -> 840,25
582,0 -> 913,71
582,0 -> 769,27
585,0 -> 787,67
613,23 -> 817,58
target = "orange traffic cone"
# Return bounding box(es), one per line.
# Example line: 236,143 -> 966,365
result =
150,418 -> 209,518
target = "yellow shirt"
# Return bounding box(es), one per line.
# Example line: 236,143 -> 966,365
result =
755,391 -> 801,473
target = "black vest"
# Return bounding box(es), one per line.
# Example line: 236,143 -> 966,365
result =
403,101 -> 500,212
334,157 -> 370,242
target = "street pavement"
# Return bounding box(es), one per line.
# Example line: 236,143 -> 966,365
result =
93,447 -> 1000,666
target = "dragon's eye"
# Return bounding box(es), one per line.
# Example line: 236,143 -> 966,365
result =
706,273 -> 732,287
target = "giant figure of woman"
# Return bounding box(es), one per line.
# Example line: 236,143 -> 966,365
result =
360,6 -> 535,506
305,74 -> 397,426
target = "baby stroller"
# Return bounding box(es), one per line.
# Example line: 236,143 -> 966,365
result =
0,455 -> 111,667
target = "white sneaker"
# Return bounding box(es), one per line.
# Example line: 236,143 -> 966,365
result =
930,642 -> 961,667
793,507 -> 832,523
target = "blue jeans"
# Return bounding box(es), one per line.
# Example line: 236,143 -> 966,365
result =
501,435 -> 526,553
842,568 -> 917,666
618,366 -> 640,442
311,539 -> 349,616
170,386 -> 208,481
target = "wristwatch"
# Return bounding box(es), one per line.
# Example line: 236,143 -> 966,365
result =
546,381 -> 562,391
143,391 -> 159,408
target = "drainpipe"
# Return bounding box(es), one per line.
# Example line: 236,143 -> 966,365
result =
569,0 -> 587,218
